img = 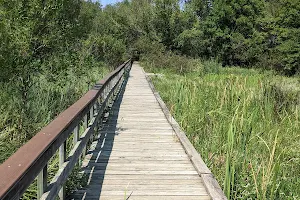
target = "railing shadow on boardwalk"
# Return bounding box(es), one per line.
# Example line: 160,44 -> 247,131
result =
67,75 -> 131,200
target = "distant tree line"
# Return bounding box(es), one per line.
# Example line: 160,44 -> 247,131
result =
179,0 -> 300,75
0,0 -> 299,85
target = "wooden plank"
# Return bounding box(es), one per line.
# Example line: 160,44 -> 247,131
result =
102,125 -> 172,129
84,160 -> 193,165
83,162 -> 196,168
92,142 -> 181,147
80,184 -> 206,190
102,126 -> 174,131
87,156 -> 190,162
88,151 -> 185,156
78,174 -> 202,180
82,170 -> 198,175
102,135 -> 177,139
86,179 -> 204,185
88,149 -> 185,153
99,130 -> 175,134
107,122 -> 171,125
83,166 -> 196,171
71,190 -> 208,196
69,195 -> 211,200
94,146 -> 184,151
99,135 -> 177,139
87,152 -> 185,157
69,63 -> 211,200
100,138 -> 178,143
101,138 -> 178,143
95,144 -> 183,149
110,113 -> 166,117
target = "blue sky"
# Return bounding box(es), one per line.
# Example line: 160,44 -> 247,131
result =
92,0 -> 122,7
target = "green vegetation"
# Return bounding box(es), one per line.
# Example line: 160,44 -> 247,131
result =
0,0 -> 299,199
143,58 -> 299,199
0,0 -> 127,163
178,0 -> 300,75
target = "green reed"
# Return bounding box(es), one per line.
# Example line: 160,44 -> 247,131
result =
144,59 -> 300,199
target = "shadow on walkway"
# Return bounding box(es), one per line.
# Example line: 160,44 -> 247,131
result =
67,75 -> 130,200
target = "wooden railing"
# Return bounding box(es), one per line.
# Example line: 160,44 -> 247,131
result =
0,60 -> 132,200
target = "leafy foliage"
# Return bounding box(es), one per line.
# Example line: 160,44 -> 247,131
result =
177,0 -> 300,74
0,0 -> 299,198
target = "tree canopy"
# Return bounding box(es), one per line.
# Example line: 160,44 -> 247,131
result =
1,0 -> 299,79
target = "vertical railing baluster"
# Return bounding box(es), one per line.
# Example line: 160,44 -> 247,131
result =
59,141 -> 66,199
73,125 -> 79,146
89,106 -> 94,143
104,86 -> 107,99
104,87 -> 107,108
113,77 -> 117,99
95,99 -> 100,139
37,164 -> 47,199
84,114 -> 88,129
110,81 -> 113,104
73,125 -> 80,166
90,106 -> 94,122
82,114 -> 88,158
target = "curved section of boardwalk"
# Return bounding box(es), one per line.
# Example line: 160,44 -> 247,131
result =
69,63 -> 211,200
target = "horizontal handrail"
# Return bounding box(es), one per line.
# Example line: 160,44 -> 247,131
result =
0,59 -> 132,200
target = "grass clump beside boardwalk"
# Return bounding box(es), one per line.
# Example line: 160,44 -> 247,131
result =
143,58 -> 300,199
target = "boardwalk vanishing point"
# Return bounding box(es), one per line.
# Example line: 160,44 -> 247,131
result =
69,63 -> 225,200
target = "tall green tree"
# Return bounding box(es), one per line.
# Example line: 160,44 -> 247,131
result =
274,0 -> 300,74
154,0 -> 182,48
204,0 -> 265,66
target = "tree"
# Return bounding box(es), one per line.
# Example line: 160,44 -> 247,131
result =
275,0 -> 300,74
198,0 -> 266,66
154,0 -> 182,48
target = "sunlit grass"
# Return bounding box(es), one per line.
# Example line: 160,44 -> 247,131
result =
143,58 -> 300,199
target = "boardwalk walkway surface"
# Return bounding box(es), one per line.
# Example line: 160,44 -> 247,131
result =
69,63 -> 211,200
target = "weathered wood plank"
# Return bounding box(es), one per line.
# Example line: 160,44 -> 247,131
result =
84,160 -> 193,165
69,63 -> 213,200
83,162 -> 196,168
83,169 -> 199,175
71,190 -> 208,196
82,165 -> 197,171
87,151 -> 185,157
94,146 -> 184,151
79,174 -> 202,180
88,149 -> 185,154
79,184 -> 206,190
86,179 -> 204,185
69,195 -> 211,200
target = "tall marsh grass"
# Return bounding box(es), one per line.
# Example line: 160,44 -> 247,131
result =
144,59 -> 300,199
0,64 -> 109,198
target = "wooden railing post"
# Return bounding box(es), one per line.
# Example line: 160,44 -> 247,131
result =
89,106 -> 94,143
0,60 -> 131,200
84,114 -> 88,130
73,125 -> 80,166
59,141 -> 66,200
37,165 -> 47,199
82,114 -> 88,158
93,102 -> 98,140
97,97 -> 103,138
73,125 -> 79,146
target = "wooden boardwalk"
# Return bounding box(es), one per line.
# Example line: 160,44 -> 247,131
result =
69,63 -> 212,200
